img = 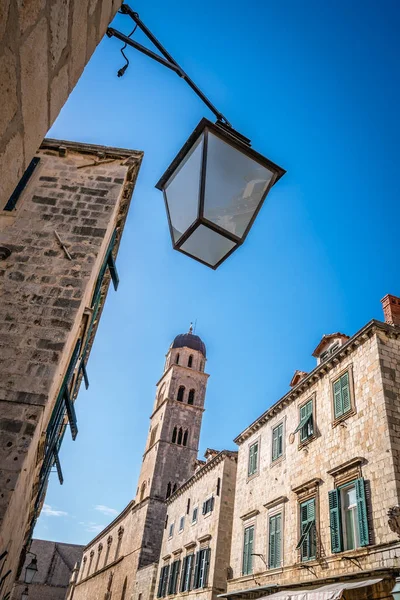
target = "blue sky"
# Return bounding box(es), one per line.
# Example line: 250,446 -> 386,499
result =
35,0 -> 400,544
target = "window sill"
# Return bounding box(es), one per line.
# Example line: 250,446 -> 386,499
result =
247,471 -> 260,482
298,435 -> 316,450
271,455 -> 285,468
332,408 -> 356,428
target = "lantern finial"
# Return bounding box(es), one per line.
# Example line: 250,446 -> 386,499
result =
188,322 -> 193,334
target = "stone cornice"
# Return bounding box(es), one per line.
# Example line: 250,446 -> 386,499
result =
167,451 -> 238,504
234,320 -> 400,445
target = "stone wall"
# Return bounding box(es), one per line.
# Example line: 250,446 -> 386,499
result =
227,322 -> 400,594
0,0 -> 122,207
0,139 -> 142,599
156,451 -> 238,600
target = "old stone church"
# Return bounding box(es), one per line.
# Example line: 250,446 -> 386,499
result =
69,327 -> 211,600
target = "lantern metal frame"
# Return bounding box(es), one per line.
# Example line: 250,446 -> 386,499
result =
156,118 -> 286,269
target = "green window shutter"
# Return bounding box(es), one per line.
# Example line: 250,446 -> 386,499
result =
107,252 -> 119,291
277,424 -> 283,456
243,526 -> 254,575
193,551 -> 200,589
253,442 -> 258,472
157,567 -> 164,598
328,489 -> 343,553
355,478 -> 369,546
297,499 -> 316,561
333,379 -> 343,418
341,372 -> 351,413
203,548 -> 211,587
180,557 -> 187,592
269,514 -> 281,569
248,445 -> 253,475
275,514 -> 281,567
162,565 -> 169,597
187,554 -> 194,591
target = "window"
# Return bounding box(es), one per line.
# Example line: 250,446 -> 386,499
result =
166,482 -> 171,499
329,478 -> 369,553
183,429 -> 188,446
192,507 -> 198,523
216,477 -> 221,496
294,399 -> 313,443
168,522 -> 174,538
172,427 -> 177,443
242,525 -> 254,575
157,564 -> 170,598
168,559 -> 181,595
188,355 -> 193,367
193,548 -> 210,589
177,427 -> 183,445
272,423 -> 283,462
296,499 -> 316,561
188,389 -> 195,405
248,441 -> 259,476
180,554 -> 194,592
333,371 -> 351,419
176,353 -> 180,364
268,514 -> 282,569
202,496 -> 214,515
179,516 -> 185,531
149,425 -> 158,447
140,482 -> 146,501
177,386 -> 185,402
4,157 -> 40,211
187,498 -> 191,515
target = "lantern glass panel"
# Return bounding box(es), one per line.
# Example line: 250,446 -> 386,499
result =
180,224 -> 236,268
165,134 -> 204,242
203,131 -> 274,238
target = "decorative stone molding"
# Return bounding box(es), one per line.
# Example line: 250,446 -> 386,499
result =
327,457 -> 365,486
107,535 -> 113,546
264,496 -> 288,510
388,506 -> 400,538
98,543 -> 103,553
117,526 -> 124,539
240,509 -> 260,521
89,550 -> 94,558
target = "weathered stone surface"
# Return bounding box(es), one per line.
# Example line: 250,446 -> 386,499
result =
50,0 -> 69,69
50,63 -> 69,123
0,132 -> 23,207
20,17 -> 48,163
69,0 -> 90,89
17,0 -> 46,34
0,48 -> 18,139
0,0 -> 11,42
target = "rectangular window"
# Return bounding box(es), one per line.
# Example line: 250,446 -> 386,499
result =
294,399 -> 314,443
272,423 -> 283,462
202,496 -> 214,515
4,157 -> 40,211
296,498 -> 316,561
248,441 -> 259,476
179,516 -> 185,532
268,514 -> 282,569
157,564 -> 170,598
193,548 -> 210,589
333,371 -> 351,419
180,554 -> 194,592
242,525 -> 254,575
329,478 -> 369,553
168,522 -> 174,538
167,559 -> 181,595
192,507 -> 198,524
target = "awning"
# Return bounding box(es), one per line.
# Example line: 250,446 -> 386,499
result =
257,578 -> 383,600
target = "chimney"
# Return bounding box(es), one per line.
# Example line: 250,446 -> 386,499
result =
381,294 -> 400,326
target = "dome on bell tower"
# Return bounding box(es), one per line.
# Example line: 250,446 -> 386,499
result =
171,324 -> 206,357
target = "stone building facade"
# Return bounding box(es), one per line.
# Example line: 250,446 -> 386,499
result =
0,0 -> 122,209
224,294 -> 400,600
156,449 -> 237,600
0,139 -> 142,599
11,538 -> 84,600
69,330 -> 210,600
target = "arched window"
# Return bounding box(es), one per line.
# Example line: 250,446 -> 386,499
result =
188,389 -> 195,405
172,427 -> 177,443
200,360 -> 204,372
166,482 -> 171,498
177,386 -> 185,402
177,427 -> 183,445
188,355 -> 193,368
183,430 -> 188,446
140,482 -> 146,502
175,353 -> 180,364
173,483 -> 177,493
157,383 -> 166,407
149,425 -> 158,447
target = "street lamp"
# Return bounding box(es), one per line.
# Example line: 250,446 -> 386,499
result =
24,555 -> 38,584
21,587 -> 29,600
107,6 -> 285,269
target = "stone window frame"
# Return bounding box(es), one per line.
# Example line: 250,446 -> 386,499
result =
203,495 -> 214,519
264,496 -> 287,571
192,506 -> 198,525
292,478 -> 321,564
179,515 -> 185,533
168,521 -> 175,539
247,435 -> 261,482
297,392 -> 317,450
330,364 -> 356,428
270,416 -> 286,467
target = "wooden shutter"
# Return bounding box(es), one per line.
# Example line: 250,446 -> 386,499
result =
328,489 -> 343,553
161,565 -> 169,597
157,567 -> 164,598
355,478 -> 369,546
272,427 -> 278,460
269,514 -> 281,569
248,444 -> 254,475
341,372 -> 351,413
277,424 -> 283,456
202,501 -> 206,515
333,379 -> 343,418
242,527 -> 249,574
180,557 -> 187,592
210,496 -> 215,511
203,548 -> 211,587
187,553 -> 194,591
193,551 -> 200,589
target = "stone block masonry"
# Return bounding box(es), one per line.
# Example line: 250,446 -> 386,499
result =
0,139 -> 142,599
0,0 -> 122,207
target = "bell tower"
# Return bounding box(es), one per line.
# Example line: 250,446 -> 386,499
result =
135,326 -> 209,567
